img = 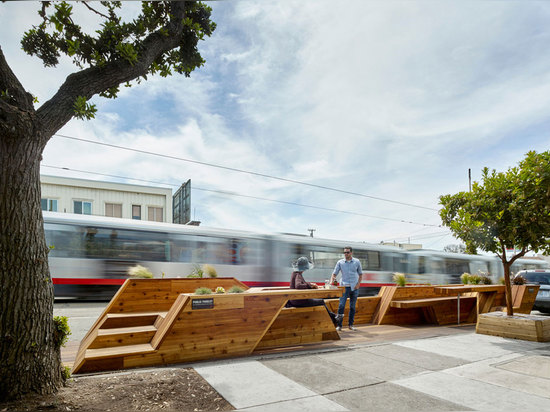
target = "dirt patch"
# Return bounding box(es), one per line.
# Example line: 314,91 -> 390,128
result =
1,369 -> 234,411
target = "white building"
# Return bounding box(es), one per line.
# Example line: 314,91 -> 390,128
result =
40,175 -> 173,223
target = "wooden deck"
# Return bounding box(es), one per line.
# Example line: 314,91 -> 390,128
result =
71,279 -> 539,374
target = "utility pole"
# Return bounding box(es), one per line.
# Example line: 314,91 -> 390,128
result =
468,168 -> 472,192
308,228 -> 316,237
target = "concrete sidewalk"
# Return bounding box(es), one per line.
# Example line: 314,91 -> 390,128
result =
192,325 -> 550,411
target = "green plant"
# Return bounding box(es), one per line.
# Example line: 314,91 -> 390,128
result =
227,286 -> 245,294
187,264 -> 204,278
215,286 -> 225,294
392,272 -> 406,287
203,264 -> 218,278
469,275 -> 482,285
128,264 -> 153,278
460,273 -> 471,285
480,275 -> 493,285
62,365 -> 71,382
194,287 -> 212,295
53,316 -> 71,348
498,277 -> 506,285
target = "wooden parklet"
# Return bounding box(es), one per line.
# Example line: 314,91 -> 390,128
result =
72,279 -> 342,374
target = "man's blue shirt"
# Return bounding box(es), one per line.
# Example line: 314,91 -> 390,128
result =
333,257 -> 363,289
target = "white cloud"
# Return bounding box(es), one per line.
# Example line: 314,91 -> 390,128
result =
4,1 -> 550,249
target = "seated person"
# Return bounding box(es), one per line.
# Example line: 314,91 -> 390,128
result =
288,256 -> 343,327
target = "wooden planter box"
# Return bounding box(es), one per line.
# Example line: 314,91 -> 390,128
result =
477,311 -> 550,342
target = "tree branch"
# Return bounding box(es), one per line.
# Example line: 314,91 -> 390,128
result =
0,46 -> 34,111
35,1 -> 188,139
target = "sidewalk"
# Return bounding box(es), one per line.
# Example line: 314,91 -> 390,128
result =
189,324 -> 550,411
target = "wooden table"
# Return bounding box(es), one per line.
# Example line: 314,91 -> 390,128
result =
434,285 -> 505,324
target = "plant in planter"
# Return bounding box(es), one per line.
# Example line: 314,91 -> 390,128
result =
194,287 -> 213,295
513,275 -> 526,285
460,273 -> 471,285
392,272 -> 406,287
128,264 -> 153,278
215,286 -> 225,294
203,264 -> 218,278
227,286 -> 245,294
187,264 -> 204,278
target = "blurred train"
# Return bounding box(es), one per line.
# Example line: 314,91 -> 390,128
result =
43,212 -> 550,300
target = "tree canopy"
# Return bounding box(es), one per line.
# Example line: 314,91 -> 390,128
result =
439,150 -> 550,314
0,1 -> 215,401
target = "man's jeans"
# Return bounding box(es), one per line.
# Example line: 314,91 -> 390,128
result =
337,286 -> 359,327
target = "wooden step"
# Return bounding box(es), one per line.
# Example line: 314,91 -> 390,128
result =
89,325 -> 157,349
101,311 -> 168,329
85,343 -> 156,361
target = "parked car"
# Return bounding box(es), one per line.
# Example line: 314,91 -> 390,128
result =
515,270 -> 550,313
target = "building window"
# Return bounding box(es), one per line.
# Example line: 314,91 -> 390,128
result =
41,198 -> 58,212
148,206 -> 163,222
132,205 -> 141,220
74,200 -> 92,215
105,203 -> 122,218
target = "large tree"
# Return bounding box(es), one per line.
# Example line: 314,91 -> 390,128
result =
0,1 -> 215,400
439,150 -> 550,315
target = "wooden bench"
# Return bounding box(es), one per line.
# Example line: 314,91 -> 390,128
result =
324,296 -> 381,325
389,296 -> 477,325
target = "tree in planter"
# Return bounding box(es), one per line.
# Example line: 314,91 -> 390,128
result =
439,150 -> 550,316
0,2 -> 215,400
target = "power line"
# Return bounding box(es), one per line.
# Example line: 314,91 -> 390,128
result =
53,133 -> 438,211
41,164 -> 442,227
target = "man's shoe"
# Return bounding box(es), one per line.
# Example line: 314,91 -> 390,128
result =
335,326 -> 342,331
348,326 -> 357,331
335,314 -> 344,322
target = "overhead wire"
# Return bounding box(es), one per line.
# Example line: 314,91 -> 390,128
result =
53,133 -> 439,211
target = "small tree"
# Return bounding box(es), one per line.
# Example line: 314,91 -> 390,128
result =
439,150 -> 550,316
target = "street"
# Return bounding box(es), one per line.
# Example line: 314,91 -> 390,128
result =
54,301 -> 107,342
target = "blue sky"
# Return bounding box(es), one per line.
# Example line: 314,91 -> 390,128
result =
1,1 -> 549,251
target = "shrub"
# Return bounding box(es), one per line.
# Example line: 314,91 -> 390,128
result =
392,272 -> 406,287
215,286 -> 225,294
498,277 -> 506,285
227,286 -> 245,293
203,264 -> 218,278
481,275 -> 493,285
194,287 -> 212,295
53,316 -> 71,348
469,275 -> 482,285
128,264 -> 153,278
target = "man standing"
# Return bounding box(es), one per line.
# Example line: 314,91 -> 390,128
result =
330,247 -> 363,331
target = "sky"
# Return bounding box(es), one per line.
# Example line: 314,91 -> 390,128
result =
1,1 -> 549,251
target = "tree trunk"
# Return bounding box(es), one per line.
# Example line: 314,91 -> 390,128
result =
503,261 -> 514,316
0,128 -> 62,400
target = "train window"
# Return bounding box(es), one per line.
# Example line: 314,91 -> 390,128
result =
444,258 -> 469,275
353,250 -> 380,271
45,223 -> 84,258
45,223 -> 170,261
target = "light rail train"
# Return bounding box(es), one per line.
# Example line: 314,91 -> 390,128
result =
43,212 -> 549,299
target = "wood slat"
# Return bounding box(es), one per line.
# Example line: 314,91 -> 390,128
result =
85,343 -> 156,360
390,296 -> 476,309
